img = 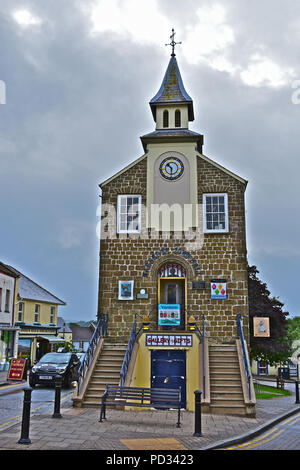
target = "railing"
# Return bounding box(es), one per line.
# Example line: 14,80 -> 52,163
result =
191,314 -> 205,399
200,314 -> 206,399
236,314 -> 251,400
76,314 -> 108,395
120,314 -> 137,387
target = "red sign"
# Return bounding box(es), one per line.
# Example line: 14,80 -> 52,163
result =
7,359 -> 27,381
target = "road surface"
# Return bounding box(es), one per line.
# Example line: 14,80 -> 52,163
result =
0,381 -> 74,431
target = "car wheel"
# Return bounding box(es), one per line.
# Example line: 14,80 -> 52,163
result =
29,380 -> 36,388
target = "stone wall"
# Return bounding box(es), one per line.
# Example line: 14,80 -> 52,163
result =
97,155 -> 249,344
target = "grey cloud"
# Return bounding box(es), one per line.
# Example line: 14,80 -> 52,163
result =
0,0 -> 299,321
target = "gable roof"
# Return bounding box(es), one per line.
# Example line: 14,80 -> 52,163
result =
57,317 -> 72,333
6,265 -> 66,305
99,151 -> 247,189
69,324 -> 94,342
197,153 -> 248,186
0,261 -> 19,278
99,153 -> 147,188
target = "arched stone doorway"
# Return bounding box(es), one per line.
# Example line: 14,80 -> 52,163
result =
157,262 -> 187,331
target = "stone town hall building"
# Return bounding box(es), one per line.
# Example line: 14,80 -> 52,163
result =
80,38 -> 256,416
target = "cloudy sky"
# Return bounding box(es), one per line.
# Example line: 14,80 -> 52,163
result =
1,0 -> 299,322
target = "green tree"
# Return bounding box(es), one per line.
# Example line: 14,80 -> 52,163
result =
248,265 -> 291,366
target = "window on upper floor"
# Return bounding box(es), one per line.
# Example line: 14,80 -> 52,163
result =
34,304 -> 40,323
203,193 -> 229,233
4,289 -> 10,312
117,195 -> 142,233
50,306 -> 55,324
175,109 -> 181,127
163,110 -> 169,128
18,302 -> 24,322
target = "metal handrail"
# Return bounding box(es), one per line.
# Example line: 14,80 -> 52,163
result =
120,314 -> 137,387
236,314 -> 251,400
76,314 -> 108,395
200,314 -> 205,399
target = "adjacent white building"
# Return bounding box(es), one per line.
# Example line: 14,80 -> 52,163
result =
0,262 -> 20,370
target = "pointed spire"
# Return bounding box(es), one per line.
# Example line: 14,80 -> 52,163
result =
149,55 -> 194,122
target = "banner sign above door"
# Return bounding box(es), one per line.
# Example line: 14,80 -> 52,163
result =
146,334 -> 193,347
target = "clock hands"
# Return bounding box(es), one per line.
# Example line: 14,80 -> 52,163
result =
166,162 -> 177,174
159,157 -> 184,180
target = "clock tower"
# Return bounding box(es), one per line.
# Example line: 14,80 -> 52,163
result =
94,31 -> 254,415
141,50 -> 203,231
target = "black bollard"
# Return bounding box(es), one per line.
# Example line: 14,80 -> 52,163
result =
193,390 -> 202,437
52,375 -> 63,418
296,380 -> 300,404
18,386 -> 33,445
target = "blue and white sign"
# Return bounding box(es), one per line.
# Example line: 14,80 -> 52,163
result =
158,304 -> 180,326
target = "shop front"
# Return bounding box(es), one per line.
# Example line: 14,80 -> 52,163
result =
17,327 -> 65,364
0,326 -> 19,371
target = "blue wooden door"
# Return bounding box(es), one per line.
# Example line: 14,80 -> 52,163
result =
151,350 -> 186,408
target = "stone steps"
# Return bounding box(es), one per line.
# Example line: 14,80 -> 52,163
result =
81,342 -> 127,407
209,344 -> 247,416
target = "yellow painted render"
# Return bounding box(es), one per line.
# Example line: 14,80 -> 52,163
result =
129,332 -> 200,411
57,331 -> 73,343
19,300 -> 58,326
146,141 -> 198,228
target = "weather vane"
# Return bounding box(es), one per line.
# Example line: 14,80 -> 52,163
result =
165,28 -> 182,57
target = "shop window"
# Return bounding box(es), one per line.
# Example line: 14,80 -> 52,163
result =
258,361 -> 268,376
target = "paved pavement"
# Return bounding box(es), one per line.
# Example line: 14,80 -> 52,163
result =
0,370 -> 299,451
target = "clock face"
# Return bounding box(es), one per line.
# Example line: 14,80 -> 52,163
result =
159,157 -> 184,181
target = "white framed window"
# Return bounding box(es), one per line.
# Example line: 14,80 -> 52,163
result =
4,289 -> 10,312
50,306 -> 55,324
34,304 -> 40,323
18,302 -> 24,322
203,193 -> 228,233
117,195 -> 142,233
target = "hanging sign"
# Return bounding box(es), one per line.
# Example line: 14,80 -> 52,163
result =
7,358 -> 27,381
158,304 -> 180,326
211,280 -> 227,299
146,334 -> 193,347
253,317 -> 270,337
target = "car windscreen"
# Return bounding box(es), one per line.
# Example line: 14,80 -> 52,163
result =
39,353 -> 71,364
